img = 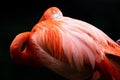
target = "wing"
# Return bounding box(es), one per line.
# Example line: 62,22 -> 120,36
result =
31,16 -> 110,70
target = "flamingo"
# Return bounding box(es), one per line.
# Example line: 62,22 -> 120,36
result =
10,7 -> 120,80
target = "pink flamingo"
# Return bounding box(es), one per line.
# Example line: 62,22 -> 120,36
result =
10,7 -> 120,80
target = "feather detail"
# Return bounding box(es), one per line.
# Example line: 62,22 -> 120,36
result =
10,7 -> 120,80
32,16 -> 107,70
32,20 -> 66,62
95,56 -> 120,80
32,7 -> 120,73
104,40 -> 120,57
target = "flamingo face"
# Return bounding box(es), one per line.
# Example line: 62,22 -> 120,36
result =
10,7 -> 120,80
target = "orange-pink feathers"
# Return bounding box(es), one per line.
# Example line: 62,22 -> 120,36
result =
10,7 -> 120,80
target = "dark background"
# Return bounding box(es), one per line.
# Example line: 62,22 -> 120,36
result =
0,0 -> 120,80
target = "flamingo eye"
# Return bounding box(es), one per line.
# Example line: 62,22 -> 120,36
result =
52,11 -> 62,19
53,12 -> 61,19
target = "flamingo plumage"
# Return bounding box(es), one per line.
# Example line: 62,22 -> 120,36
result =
10,7 -> 120,80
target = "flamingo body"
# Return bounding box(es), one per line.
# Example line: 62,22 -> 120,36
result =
10,7 -> 120,80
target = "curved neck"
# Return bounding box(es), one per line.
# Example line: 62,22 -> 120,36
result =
10,32 -> 30,63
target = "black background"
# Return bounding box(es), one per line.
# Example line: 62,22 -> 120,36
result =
0,0 -> 120,80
